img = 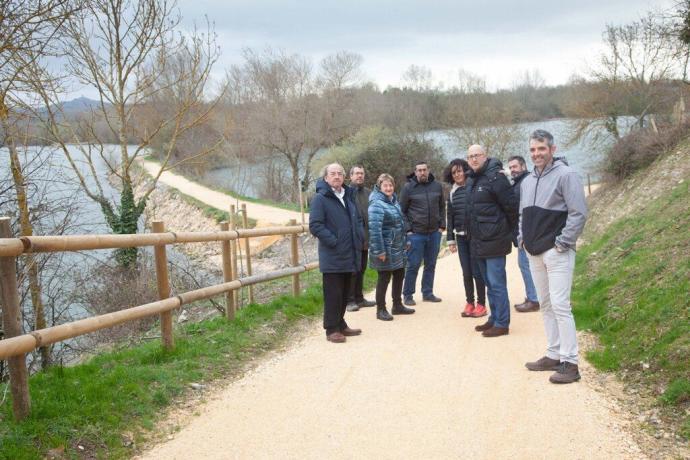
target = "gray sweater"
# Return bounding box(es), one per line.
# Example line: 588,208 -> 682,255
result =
518,158 -> 588,255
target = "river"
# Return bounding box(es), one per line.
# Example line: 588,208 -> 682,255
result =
201,118 -> 621,200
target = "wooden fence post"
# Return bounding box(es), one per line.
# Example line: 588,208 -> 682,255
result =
241,204 -> 254,304
152,221 -> 174,351
289,219 -> 300,296
587,174 -> 592,197
220,221 -> 234,320
0,217 -> 31,420
229,205 -> 238,311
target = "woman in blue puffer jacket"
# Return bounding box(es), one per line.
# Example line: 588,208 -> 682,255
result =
368,174 -> 416,321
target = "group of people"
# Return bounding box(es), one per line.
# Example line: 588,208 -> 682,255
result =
309,129 -> 588,384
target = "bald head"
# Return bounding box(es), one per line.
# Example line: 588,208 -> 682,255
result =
467,145 -> 487,172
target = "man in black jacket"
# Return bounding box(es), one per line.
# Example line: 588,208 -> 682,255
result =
400,161 -> 446,306
508,156 -> 539,313
309,163 -> 365,343
466,145 -> 517,337
346,165 -> 376,311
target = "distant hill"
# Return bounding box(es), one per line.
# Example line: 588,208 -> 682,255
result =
57,96 -> 108,116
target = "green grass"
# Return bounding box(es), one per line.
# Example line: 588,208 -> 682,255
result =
168,188 -> 257,228
572,181 -> 690,438
0,267 -> 377,459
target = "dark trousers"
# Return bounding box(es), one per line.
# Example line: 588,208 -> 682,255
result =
376,268 -> 405,308
348,249 -> 368,303
322,272 -> 353,335
457,238 -> 486,305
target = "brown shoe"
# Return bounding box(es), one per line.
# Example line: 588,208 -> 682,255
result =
326,332 -> 346,343
481,326 -> 509,337
341,327 -> 362,336
515,300 -> 540,313
549,362 -> 581,384
474,320 -> 494,332
525,356 -> 560,371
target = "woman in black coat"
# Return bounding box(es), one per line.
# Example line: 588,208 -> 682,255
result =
444,158 -> 487,318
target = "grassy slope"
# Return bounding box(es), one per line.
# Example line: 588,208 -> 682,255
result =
0,267 -> 376,459
572,179 -> 690,438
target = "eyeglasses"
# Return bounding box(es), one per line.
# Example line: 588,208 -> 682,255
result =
467,154 -> 485,160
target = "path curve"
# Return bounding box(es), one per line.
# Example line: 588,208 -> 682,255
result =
138,248 -> 645,460
141,160 -> 305,225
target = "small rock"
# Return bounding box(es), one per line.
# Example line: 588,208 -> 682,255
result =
177,310 -> 189,323
77,445 -> 85,451
167,435 -> 174,440
190,382 -> 205,390
46,446 -> 65,459
122,431 -> 135,447
663,432 -> 671,439
641,362 -> 650,370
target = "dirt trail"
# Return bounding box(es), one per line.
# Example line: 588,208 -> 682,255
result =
138,248 -> 645,460
140,159 -> 305,225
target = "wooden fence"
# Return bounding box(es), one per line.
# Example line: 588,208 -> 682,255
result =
0,216 -> 316,421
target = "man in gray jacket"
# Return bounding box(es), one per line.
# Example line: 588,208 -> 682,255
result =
518,129 -> 588,384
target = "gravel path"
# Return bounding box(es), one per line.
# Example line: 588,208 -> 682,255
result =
141,160 -> 305,225
138,248 -> 645,460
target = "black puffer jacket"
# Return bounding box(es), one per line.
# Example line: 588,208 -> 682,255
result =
466,158 -> 518,258
446,184 -> 469,243
399,173 -> 446,233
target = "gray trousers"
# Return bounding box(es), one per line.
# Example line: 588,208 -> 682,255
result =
527,247 -> 579,364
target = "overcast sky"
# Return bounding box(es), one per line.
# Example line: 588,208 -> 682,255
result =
175,0 -> 674,91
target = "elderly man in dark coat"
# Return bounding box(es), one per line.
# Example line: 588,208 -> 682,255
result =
309,163 -> 365,343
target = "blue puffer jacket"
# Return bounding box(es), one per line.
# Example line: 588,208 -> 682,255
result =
368,187 -> 406,271
309,179 -> 364,273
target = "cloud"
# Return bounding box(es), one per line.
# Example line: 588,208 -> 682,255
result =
180,0 -> 678,88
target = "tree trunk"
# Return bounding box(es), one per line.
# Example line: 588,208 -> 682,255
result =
2,110 -> 51,368
290,159 -> 300,204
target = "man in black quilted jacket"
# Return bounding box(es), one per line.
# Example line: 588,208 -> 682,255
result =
466,145 -> 518,338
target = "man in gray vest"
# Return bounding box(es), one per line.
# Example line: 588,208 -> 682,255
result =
519,129 -> 588,384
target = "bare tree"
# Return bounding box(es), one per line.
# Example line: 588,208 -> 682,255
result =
444,69 -> 522,159
0,0 -> 77,368
402,64 -> 434,91
565,13 -> 681,147
35,0 -> 222,267
224,48 -> 364,211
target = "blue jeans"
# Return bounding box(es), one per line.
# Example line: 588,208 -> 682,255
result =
518,247 -> 538,302
403,231 -> 441,298
476,256 -> 510,328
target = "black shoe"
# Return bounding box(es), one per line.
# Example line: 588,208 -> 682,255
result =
403,296 -> 416,306
391,304 -> 415,315
377,307 -> 393,321
474,320 -> 494,332
346,302 -> 360,312
423,295 -> 442,303
357,299 -> 376,308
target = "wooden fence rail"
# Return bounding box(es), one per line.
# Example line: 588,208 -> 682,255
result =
0,217 -> 315,421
